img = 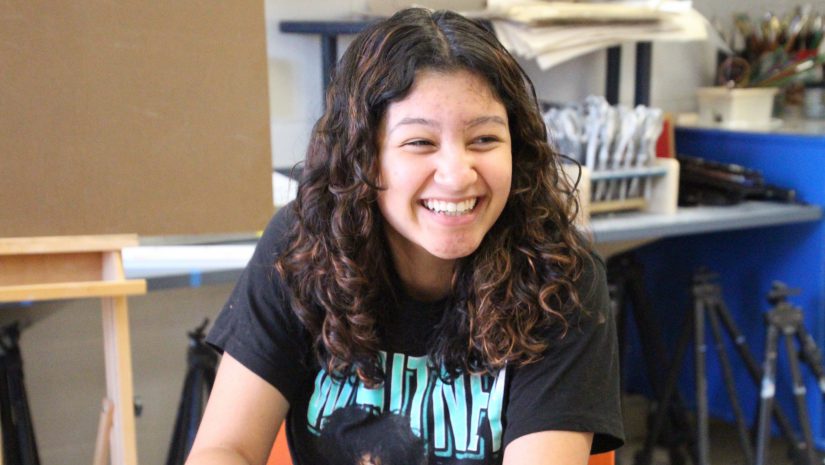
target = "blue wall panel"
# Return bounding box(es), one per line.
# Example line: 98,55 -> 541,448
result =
624,127 -> 825,448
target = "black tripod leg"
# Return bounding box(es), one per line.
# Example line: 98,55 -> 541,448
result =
694,290 -> 711,465
609,254 -> 695,465
755,324 -> 779,465
9,349 -> 40,465
786,329 -> 818,465
609,280 -> 629,390
629,271 -> 697,435
0,346 -> 19,464
0,324 -> 41,465
707,300 -> 754,465
166,368 -> 195,465
796,324 -> 825,394
167,320 -> 220,465
716,303 -> 805,458
635,305 -> 695,465
185,368 -> 205,457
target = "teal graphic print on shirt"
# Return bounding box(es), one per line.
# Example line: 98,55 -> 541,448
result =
306,351 -> 506,461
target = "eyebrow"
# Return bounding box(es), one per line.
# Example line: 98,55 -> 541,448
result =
389,115 -> 507,133
390,117 -> 438,133
466,116 -> 508,128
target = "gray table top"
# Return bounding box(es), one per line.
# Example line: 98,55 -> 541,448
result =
589,201 -> 822,243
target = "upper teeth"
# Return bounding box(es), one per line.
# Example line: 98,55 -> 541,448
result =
424,198 -> 477,215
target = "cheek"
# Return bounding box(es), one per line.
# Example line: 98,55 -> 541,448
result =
378,153 -> 403,189
378,169 -> 400,203
489,158 -> 513,197
376,169 -> 410,220
381,163 -> 424,201
376,189 -> 400,223
501,165 -> 513,190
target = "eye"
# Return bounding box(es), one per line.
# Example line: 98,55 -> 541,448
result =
406,139 -> 434,147
474,136 -> 499,144
401,139 -> 437,152
470,135 -> 503,148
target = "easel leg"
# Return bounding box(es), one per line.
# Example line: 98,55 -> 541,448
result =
93,399 -> 114,465
101,249 -> 138,465
101,295 -> 138,465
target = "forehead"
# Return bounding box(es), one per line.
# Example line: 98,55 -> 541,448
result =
409,69 -> 494,96
384,69 -> 505,123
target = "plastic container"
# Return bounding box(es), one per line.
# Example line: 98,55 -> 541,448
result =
696,87 -> 778,127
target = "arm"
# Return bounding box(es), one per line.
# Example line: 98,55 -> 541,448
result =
186,353 -> 290,465
503,430 -> 593,465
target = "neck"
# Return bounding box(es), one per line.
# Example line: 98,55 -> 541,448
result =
391,249 -> 454,302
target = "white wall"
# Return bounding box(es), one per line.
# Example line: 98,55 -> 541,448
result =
265,0 -> 367,170
266,0 -> 803,168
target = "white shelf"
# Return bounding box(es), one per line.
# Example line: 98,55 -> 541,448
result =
118,201 -> 822,290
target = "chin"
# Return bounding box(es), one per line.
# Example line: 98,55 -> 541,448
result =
426,239 -> 483,260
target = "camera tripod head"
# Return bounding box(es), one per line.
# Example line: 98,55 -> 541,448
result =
767,281 -> 800,306
188,318 -> 210,346
693,267 -> 719,285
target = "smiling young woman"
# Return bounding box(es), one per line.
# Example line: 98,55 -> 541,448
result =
377,69 -> 512,301
186,8 -> 624,465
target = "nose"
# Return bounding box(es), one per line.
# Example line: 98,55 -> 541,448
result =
433,145 -> 477,191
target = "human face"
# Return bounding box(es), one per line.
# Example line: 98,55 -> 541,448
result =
376,69 -> 512,269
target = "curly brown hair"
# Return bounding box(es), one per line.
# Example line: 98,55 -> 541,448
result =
276,8 -> 591,387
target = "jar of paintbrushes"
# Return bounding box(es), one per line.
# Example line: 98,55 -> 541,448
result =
709,6 -> 825,122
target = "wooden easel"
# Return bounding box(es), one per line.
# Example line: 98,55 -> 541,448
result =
0,235 -> 147,465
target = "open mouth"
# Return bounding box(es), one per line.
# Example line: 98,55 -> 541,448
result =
421,197 -> 479,216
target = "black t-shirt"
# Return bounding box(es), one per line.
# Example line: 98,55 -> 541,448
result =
207,206 -> 624,465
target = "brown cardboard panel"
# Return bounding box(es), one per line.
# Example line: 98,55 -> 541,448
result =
0,2 -> 274,237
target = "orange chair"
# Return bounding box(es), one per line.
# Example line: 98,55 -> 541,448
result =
589,451 -> 615,465
267,427 -> 290,465
266,428 -> 615,465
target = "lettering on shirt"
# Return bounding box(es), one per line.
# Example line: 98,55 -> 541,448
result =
306,351 -> 506,461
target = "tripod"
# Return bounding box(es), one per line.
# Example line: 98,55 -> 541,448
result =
607,253 -> 697,465
165,319 -> 218,465
754,282 -> 825,465
649,270 -> 812,465
688,269 -> 754,465
0,322 -> 40,465
690,270 -> 799,465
